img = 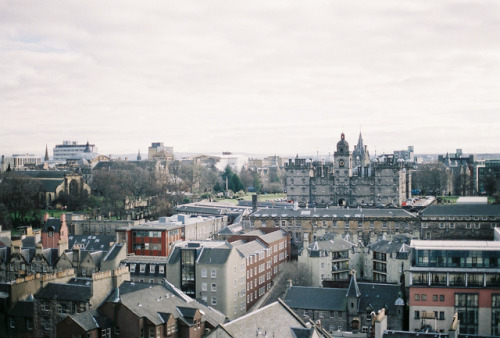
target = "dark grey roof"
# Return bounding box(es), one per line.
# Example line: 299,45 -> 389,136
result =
68,235 -> 115,251
66,309 -> 101,331
175,205 -> 225,215
290,327 -> 315,338
284,286 -> 347,311
21,236 -> 36,248
103,243 -> 124,261
368,234 -> 411,254
0,236 -> 12,247
357,283 -> 404,314
421,204 -> 500,216
42,218 -> 62,232
35,282 -> 91,302
347,275 -> 361,298
221,300 -> 307,337
105,281 -> 226,327
9,299 -> 34,318
197,247 -> 232,265
251,208 -> 416,219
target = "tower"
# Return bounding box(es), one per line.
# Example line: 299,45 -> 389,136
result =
44,145 -> 49,161
137,149 -> 142,161
333,133 -> 352,206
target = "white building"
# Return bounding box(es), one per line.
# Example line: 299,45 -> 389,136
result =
53,141 -> 98,162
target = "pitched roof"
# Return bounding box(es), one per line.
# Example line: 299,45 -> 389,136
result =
421,204 -> 500,216
9,299 -> 34,318
251,208 -> 416,219
221,300 -> 308,338
68,235 -> 115,251
105,281 -> 226,327
42,218 -> 63,232
368,234 -> 411,254
284,286 -> 347,311
35,282 -> 92,302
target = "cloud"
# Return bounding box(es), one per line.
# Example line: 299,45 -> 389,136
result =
1,0 -> 500,157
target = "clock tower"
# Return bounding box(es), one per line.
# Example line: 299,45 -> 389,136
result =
333,133 -> 352,206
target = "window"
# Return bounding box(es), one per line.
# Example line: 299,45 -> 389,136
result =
414,294 -> 420,301
159,265 -> 165,275
150,265 -> 156,273
439,311 -> 445,320
421,294 -> 427,301
414,311 -> 420,319
201,268 -> 207,278
9,317 -> 15,328
211,296 -> 217,305
130,264 -> 136,273
211,269 -> 216,278
26,318 -> 33,330
211,283 -> 217,291
440,295 -> 445,302
202,283 -> 207,291
140,264 -> 146,273
433,295 -> 438,301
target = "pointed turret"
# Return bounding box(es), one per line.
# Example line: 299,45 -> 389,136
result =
44,145 -> 49,161
137,149 -> 142,161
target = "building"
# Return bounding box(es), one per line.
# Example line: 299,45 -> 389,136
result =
245,207 -> 419,248
69,218 -> 145,236
148,142 -> 174,161
56,280 -> 227,338
121,255 -> 167,284
364,234 -> 411,284
205,299 -> 329,338
53,140 -> 98,163
0,154 -> 41,172
297,235 -> 361,286
284,133 -> 412,208
408,240 -> 500,335
41,213 -> 69,252
166,241 -> 247,319
419,204 -> 500,240
228,229 -> 291,309
478,159 -> 500,194
283,273 -> 405,334
33,267 -> 129,337
115,218 -> 184,257
438,149 -> 482,195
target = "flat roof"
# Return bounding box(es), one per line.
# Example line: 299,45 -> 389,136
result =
456,197 -> 488,204
411,239 -> 500,251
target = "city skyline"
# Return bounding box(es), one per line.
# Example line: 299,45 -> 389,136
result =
2,1 -> 500,157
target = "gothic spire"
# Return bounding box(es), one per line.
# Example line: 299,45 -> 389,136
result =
44,144 -> 49,161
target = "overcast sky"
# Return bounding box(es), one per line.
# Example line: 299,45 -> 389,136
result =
1,1 -> 500,158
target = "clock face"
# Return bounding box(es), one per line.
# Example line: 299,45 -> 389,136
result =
339,159 -> 345,167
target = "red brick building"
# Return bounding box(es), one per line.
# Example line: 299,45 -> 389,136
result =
116,222 -> 182,257
228,228 -> 290,309
41,213 -> 68,251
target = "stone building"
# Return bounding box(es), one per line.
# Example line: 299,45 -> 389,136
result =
419,204 -> 500,240
284,133 -> 412,208
284,273 -> 405,334
364,234 -> 411,284
33,267 -> 129,338
166,241 -> 247,320
245,207 -> 419,248
56,280 -> 226,338
298,235 -> 362,286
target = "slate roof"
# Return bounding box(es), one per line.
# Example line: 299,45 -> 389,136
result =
368,234 -> 411,254
308,238 -> 355,254
106,281 -> 226,327
42,218 -> 63,232
102,243 -> 124,261
14,171 -> 68,192
197,247 -> 233,265
284,286 -> 347,311
67,309 -> 113,331
9,299 -> 34,318
284,282 -> 404,315
0,236 -> 12,247
68,235 -> 115,251
357,283 -> 404,313
251,208 -> 415,219
21,236 -> 36,248
221,300 -> 308,338
421,204 -> 500,216
35,282 -> 92,302
231,240 -> 267,257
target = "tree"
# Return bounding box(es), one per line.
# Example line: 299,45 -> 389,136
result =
412,163 -> 449,195
0,173 -> 43,228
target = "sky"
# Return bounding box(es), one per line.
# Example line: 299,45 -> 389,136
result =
1,1 -> 500,158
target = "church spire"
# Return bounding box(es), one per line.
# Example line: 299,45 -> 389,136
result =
137,149 -> 142,161
44,145 -> 49,161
